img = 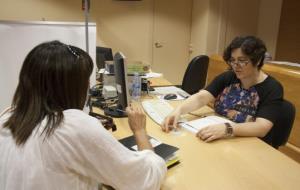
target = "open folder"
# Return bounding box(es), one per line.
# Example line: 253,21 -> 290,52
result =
119,135 -> 180,169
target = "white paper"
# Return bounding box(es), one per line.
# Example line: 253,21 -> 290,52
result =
144,72 -> 163,78
180,115 -> 233,133
131,137 -> 162,151
152,86 -> 188,100
98,68 -> 105,73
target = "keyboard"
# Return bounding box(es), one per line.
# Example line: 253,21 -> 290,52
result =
176,90 -> 190,98
142,99 -> 174,125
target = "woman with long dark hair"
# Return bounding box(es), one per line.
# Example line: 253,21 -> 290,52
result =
0,41 -> 166,190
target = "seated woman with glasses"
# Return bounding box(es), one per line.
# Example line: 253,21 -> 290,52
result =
0,41 -> 166,190
162,36 -> 283,142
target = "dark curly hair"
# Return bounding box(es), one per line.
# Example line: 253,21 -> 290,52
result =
223,36 -> 267,70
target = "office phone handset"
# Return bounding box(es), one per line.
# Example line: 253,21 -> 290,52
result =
89,111 -> 117,132
87,92 -> 117,132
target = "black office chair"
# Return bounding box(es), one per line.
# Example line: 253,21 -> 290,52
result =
180,55 -> 209,95
96,46 -> 113,69
262,99 -> 296,149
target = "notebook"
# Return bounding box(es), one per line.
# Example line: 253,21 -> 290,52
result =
119,135 -> 180,168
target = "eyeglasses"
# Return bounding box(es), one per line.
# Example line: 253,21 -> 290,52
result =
227,58 -> 249,67
67,45 -> 80,59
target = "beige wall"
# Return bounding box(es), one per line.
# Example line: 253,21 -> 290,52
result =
92,0 -> 153,63
190,0 -> 282,59
191,0 -> 262,57
190,0 -> 210,58
0,0 -> 283,68
206,0 -> 227,55
257,0 -> 282,58
0,0 -> 84,21
225,0 -> 260,45
0,0 -> 154,64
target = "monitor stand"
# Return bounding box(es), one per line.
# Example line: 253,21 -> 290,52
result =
104,106 -> 127,118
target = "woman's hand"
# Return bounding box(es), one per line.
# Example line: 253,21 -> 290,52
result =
161,109 -> 181,132
126,104 -> 152,150
126,104 -> 146,134
196,123 -> 227,142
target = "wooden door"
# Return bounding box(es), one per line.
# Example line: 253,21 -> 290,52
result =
152,0 -> 192,85
276,0 -> 300,63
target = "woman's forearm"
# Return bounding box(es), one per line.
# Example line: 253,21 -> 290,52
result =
176,90 -> 215,115
133,129 -> 153,151
232,118 -> 273,138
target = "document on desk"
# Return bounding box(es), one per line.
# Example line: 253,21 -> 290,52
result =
180,115 -> 233,133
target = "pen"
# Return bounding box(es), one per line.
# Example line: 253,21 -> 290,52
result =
177,121 -> 194,128
177,121 -> 199,133
116,109 -> 126,113
181,122 -> 196,129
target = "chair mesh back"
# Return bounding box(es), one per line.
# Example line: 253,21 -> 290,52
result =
181,55 -> 209,95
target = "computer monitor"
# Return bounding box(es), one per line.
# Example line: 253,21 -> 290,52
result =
96,46 -> 113,69
104,52 -> 130,117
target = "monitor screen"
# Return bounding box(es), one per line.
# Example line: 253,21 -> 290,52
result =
104,52 -> 130,117
114,52 -> 130,110
96,46 -> 113,69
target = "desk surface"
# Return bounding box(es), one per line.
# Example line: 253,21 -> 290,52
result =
95,104 -> 300,190
96,78 -> 300,190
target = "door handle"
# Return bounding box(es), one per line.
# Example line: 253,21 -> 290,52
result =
155,42 -> 163,48
189,43 -> 193,54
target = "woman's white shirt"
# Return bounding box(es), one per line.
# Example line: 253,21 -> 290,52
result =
0,109 -> 167,190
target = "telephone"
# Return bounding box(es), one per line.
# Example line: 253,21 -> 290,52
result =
89,111 -> 117,132
90,83 -> 103,97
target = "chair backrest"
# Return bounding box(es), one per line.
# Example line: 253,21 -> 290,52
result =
181,55 -> 209,95
262,99 -> 296,148
96,46 -> 113,69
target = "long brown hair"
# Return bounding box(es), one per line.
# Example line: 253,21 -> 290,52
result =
4,41 -> 94,145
